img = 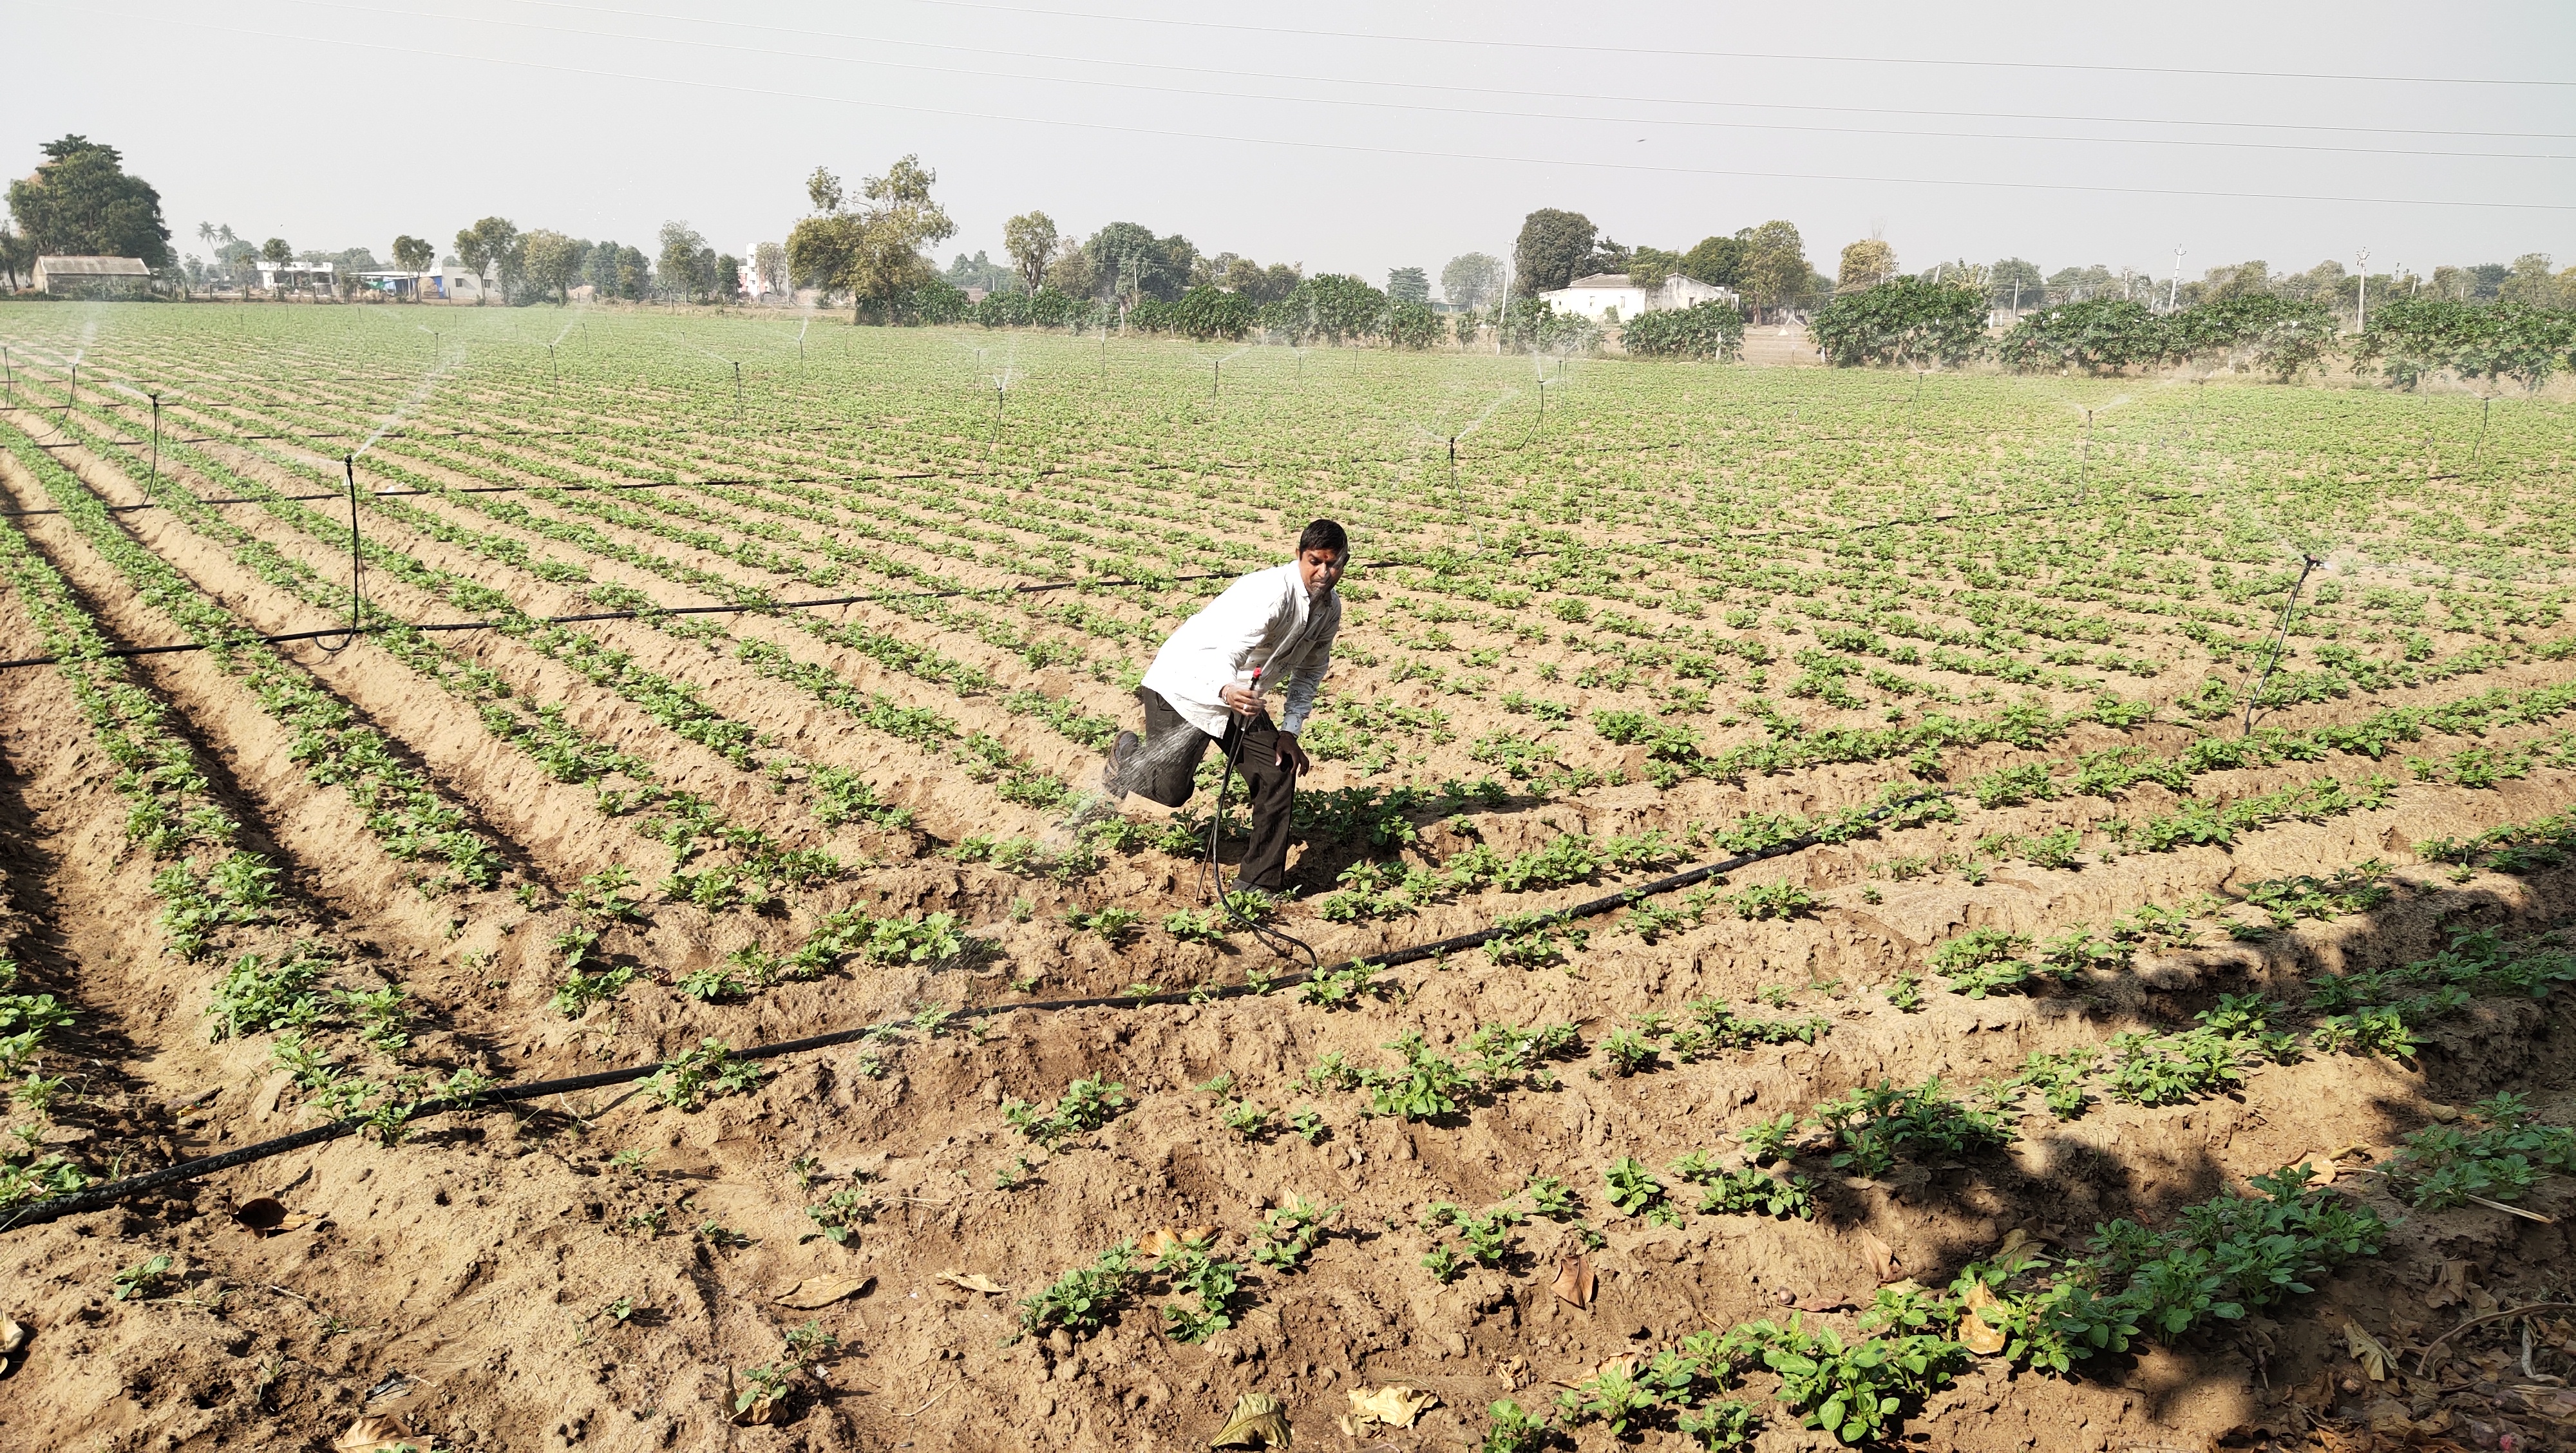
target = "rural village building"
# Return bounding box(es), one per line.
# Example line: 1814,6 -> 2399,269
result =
30,255 -> 151,294
426,264 -> 494,301
1540,272 -> 1734,321
253,260 -> 336,294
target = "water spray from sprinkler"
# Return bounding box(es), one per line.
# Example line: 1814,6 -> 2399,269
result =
2079,407 -> 2096,499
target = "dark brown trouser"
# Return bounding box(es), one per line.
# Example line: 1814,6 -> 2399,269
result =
1132,688 -> 1299,891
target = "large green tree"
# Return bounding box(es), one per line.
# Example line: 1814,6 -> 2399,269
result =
788,157 -> 956,322
1001,211 -> 1057,295
453,216 -> 523,303
1987,257 -> 2044,309
1387,267 -> 1429,305
1625,246 -> 1682,294
1738,221 -> 1810,318
1680,234 -> 1746,290
390,235 -> 435,276
6,136 -> 172,267
1441,253 -> 1504,310
1086,221 -> 1195,306
1512,209 -> 1596,295
1835,238 -> 1897,293
521,229 -> 586,303
658,220 -> 712,300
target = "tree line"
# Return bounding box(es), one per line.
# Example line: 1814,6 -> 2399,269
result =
1805,276 -> 2576,390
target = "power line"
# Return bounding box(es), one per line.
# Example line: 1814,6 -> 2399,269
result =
92,10 -> 2576,214
351,0 -> 2576,149
896,0 -> 2576,89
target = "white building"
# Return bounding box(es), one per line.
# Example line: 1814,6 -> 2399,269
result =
1540,272 -> 1734,322
426,265 -> 493,302
254,260 -> 336,294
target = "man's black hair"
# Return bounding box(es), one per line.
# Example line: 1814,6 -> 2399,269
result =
1298,518 -> 1349,559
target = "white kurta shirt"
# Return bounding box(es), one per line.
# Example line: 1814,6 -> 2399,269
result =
1140,562 -> 1341,740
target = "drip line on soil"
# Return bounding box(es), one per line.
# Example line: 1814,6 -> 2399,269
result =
0,573 -> 1231,670
0,541 -> 1527,671
0,793 -> 1937,1235
0,465 -> 1190,517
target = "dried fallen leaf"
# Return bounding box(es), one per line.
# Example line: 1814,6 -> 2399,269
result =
1484,1356 -> 1527,1393
1793,1293 -> 1858,1313
1957,1281 -> 2009,1356
1342,1385 -> 1439,1430
0,1316 -> 25,1355
775,1273 -> 875,1309
1209,1391 -> 1291,1448
2344,1320 -> 2394,1382
1550,1252 -> 1594,1310
334,1416 -> 419,1452
2426,1260 -> 2472,1311
939,1271 -> 1006,1296
1992,1228 -> 2050,1273
1553,1354 -> 1642,1390
233,1198 -> 319,1237
1145,1225 -> 1217,1258
724,1367 -> 779,1427
1857,1229 -> 1899,1284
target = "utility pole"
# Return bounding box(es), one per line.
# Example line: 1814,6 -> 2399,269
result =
2354,247 -> 2371,332
2168,245 -> 2186,313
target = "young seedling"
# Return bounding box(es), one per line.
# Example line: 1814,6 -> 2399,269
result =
1003,1076 -> 1132,1145
643,1039 -> 764,1110
804,1185 -> 877,1245
1604,1157 -> 1678,1226
1220,1099 -> 1271,1141
1248,1197 -> 1340,1273
111,1254 -> 175,1301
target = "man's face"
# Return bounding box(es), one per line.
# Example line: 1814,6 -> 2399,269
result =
1298,547 -> 1345,596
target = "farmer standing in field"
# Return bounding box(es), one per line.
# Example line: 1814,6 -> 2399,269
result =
1101,518 -> 1348,892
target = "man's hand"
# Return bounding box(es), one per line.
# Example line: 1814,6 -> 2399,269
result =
1276,730 -> 1310,774
1218,683 -> 1262,716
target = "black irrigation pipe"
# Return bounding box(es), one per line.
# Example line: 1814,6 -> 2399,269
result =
0,792 -> 1934,1235
0,473 -> 966,517
0,571 -> 1242,672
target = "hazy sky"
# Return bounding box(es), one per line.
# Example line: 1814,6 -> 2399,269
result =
7,0 -> 2571,292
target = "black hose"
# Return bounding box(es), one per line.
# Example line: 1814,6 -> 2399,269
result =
1199,714 -> 1321,976
0,788 -> 1944,1236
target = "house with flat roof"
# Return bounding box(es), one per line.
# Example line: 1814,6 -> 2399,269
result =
1540,272 -> 1734,323
254,260 -> 337,294
32,255 -> 152,295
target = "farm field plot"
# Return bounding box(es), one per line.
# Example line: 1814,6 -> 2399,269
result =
0,301 -> 2573,1452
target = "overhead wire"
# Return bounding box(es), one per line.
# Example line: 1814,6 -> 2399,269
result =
79,8 -> 2576,213
267,0 -> 2572,162
895,0 -> 2576,89
480,0 -> 2576,139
